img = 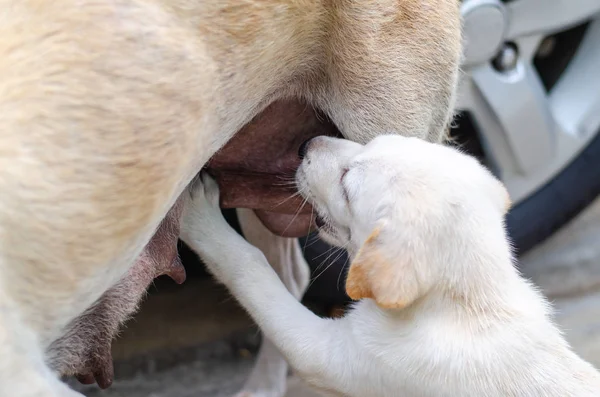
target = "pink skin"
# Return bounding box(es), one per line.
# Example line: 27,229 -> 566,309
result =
52,99 -> 336,388
207,99 -> 341,237
47,196 -> 185,389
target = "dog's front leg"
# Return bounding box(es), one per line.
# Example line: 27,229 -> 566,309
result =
181,175 -> 351,395
232,209 -> 310,397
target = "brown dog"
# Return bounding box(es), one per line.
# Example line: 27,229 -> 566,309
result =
0,0 -> 461,394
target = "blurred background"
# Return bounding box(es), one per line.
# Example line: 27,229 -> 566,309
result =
73,1 -> 600,396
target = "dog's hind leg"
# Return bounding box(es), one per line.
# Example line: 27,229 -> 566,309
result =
0,2 -> 216,392
0,282 -> 84,397
233,209 -> 310,397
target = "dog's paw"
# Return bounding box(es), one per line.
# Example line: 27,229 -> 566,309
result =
195,172 -> 221,208
180,172 -> 229,243
188,172 -> 221,213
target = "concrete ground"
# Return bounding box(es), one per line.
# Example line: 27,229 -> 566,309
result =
72,199 -> 600,397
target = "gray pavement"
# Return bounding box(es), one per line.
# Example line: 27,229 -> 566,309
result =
73,199 -> 600,397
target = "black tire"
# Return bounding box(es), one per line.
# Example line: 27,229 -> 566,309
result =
506,129 -> 600,254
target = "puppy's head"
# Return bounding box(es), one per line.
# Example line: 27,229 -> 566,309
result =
296,135 -> 511,309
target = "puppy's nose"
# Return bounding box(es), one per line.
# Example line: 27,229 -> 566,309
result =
298,138 -> 313,159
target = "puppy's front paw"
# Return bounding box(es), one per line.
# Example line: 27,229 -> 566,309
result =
195,171 -> 221,209
189,172 -> 221,214
180,172 -> 230,245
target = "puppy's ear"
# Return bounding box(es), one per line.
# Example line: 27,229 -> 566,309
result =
346,226 -> 423,310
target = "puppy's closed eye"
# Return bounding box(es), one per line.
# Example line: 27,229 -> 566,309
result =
340,168 -> 350,204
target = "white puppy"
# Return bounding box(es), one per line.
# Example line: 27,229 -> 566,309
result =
181,135 -> 600,397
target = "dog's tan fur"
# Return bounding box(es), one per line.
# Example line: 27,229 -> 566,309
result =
0,0 -> 461,393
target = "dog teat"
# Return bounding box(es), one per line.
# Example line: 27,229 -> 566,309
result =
206,99 -> 340,237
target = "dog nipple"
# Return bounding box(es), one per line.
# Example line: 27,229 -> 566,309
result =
160,256 -> 187,284
75,373 -> 96,385
93,357 -> 114,390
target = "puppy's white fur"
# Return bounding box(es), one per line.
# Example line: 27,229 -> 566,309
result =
235,209 -> 310,397
182,136 -> 600,397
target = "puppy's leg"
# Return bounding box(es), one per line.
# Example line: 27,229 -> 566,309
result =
181,176 -> 352,395
234,209 -> 310,397
316,0 -> 462,143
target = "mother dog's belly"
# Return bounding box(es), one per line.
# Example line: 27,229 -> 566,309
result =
207,99 -> 341,237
